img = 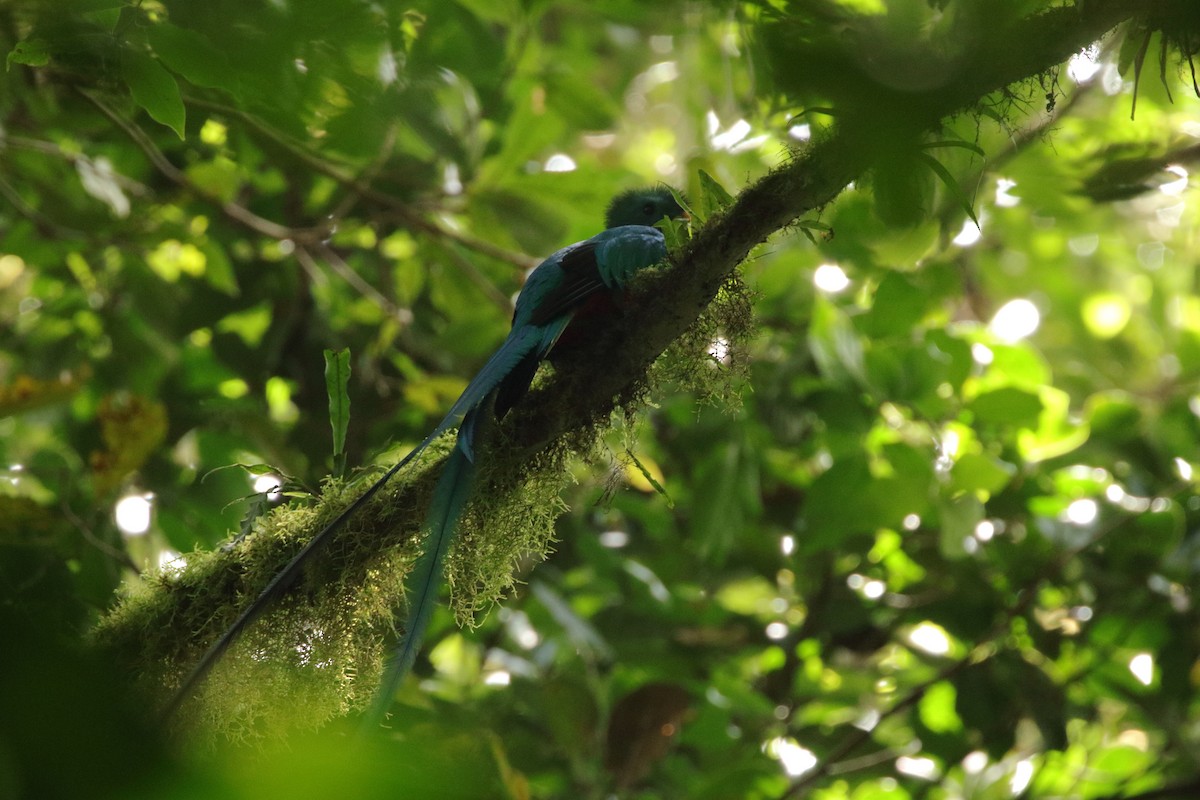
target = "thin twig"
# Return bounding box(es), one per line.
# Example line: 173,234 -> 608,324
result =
429,235 -> 515,313
297,244 -> 413,326
62,500 -> 141,575
0,173 -> 87,239
3,134 -> 151,195
184,95 -> 538,269
78,89 -> 322,243
324,124 -> 399,225
383,207 -> 540,270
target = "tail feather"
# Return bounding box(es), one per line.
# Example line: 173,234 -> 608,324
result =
365,428 -> 478,725
161,412 -> 463,719
164,328 -> 544,719
438,325 -> 544,429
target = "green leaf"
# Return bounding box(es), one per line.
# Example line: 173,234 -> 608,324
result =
120,50 -> 186,138
918,681 -> 963,733
657,215 -> 690,251
64,0 -> 130,10
809,297 -> 865,388
863,271 -> 926,336
949,453 -> 1016,496
692,435 -> 759,562
922,139 -> 987,158
917,150 -> 979,227
937,492 -> 983,559
985,343 -> 1051,388
216,303 -> 271,346
796,218 -> 832,245
955,661 -> 1020,759
625,450 -> 673,507
1012,657 -> 1067,751
715,575 -> 777,617
1090,745 -> 1153,780
791,107 -> 837,120
1086,390 -> 1142,438
7,39 -> 51,71
202,462 -> 287,483
666,185 -> 696,223
538,675 -> 600,760
801,456 -> 874,551
324,348 -> 351,467
235,491 -> 276,543
1107,503 -> 1184,573
697,169 -> 735,221
873,153 -> 934,227
149,23 -> 237,92
1017,386 -> 1089,462
544,67 -> 620,130
968,386 -> 1043,427
200,242 -> 239,296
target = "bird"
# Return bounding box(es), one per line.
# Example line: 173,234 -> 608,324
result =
164,186 -> 686,723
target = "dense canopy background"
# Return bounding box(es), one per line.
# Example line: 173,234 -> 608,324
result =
3,0 -> 1200,797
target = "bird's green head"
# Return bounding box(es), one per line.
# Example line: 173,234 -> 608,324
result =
605,186 -> 686,229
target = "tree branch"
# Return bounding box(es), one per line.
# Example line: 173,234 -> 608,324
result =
95,0 -> 1167,724
79,89 -> 323,243
184,95 -> 540,270
504,0 -> 1158,459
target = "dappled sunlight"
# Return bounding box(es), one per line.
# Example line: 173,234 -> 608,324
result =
953,219 -> 982,246
442,162 -> 462,194
114,493 -> 153,536
1161,164 -> 1189,195
1129,652 -> 1155,686
156,549 -> 186,575
989,298 -> 1041,342
252,473 -> 283,500
598,529 -> 629,548
906,622 -> 952,656
1062,498 -> 1098,526
1067,48 -> 1102,84
708,335 -> 730,363
1010,758 -> 1035,794
543,153 -> 577,173
1068,233 -> 1099,255
483,669 -> 511,687
1081,292 -> 1131,338
707,111 -> 769,154
765,737 -> 818,777
994,178 -> 1020,208
788,123 -> 812,141
896,755 -> 940,781
813,263 -> 850,293
848,573 -> 887,600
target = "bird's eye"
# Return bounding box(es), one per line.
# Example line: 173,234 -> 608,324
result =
642,202 -> 655,215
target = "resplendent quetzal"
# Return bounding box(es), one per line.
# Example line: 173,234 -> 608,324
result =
166,186 -> 685,721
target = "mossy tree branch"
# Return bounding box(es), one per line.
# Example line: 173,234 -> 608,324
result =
509,0 -> 1172,456
96,0 -> 1181,734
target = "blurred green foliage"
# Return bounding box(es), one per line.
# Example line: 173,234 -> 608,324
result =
3,0 -> 1200,798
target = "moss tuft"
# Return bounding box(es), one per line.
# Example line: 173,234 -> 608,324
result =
93,428 -> 595,741
653,271 -> 755,409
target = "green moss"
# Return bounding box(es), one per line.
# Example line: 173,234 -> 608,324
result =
94,471 -> 414,740
93,432 -> 584,741
445,445 -> 571,627
93,238 -> 752,743
654,271 -> 755,409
